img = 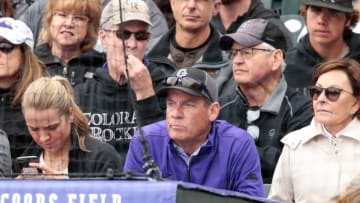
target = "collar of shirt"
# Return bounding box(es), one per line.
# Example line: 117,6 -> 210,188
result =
172,139 -> 209,166
237,75 -> 288,114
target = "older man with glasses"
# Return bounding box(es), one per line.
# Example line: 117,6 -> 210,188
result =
73,0 -> 163,167
124,67 -> 265,197
218,18 -> 313,184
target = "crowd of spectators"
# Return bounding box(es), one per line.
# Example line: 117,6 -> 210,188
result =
1,0 -> 360,202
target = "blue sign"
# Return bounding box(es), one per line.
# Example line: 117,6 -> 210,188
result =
0,180 -> 178,203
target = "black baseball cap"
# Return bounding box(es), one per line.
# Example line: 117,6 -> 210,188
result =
157,68 -> 218,102
302,0 -> 353,13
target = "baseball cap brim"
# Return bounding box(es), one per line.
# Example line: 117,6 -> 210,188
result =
0,29 -> 22,45
302,0 -> 353,13
111,13 -> 152,26
219,33 -> 262,50
157,86 -> 204,98
0,19 -> 34,49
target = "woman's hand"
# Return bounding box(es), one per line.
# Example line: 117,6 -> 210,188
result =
17,162 -> 67,179
30,162 -> 67,179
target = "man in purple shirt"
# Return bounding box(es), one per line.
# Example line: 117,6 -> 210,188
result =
123,68 -> 264,197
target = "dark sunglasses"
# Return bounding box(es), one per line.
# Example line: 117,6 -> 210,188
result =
0,41 -> 16,54
308,86 -> 353,102
105,29 -> 150,41
163,76 -> 213,102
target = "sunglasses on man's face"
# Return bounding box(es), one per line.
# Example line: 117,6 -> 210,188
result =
163,76 -> 214,102
0,41 -> 16,54
105,29 -> 150,41
308,86 -> 353,102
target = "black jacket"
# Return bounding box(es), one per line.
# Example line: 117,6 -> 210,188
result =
34,44 -> 105,86
20,133 -> 123,178
146,24 -> 233,98
211,0 -> 293,50
218,77 -> 313,183
74,66 -> 163,165
284,33 -> 360,95
0,89 -> 32,172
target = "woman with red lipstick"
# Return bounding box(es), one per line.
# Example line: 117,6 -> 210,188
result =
269,59 -> 360,203
34,0 -> 105,86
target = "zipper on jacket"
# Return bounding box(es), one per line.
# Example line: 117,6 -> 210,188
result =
186,157 -> 192,182
70,71 -> 75,85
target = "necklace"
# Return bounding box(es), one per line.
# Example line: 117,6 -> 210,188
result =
51,159 -> 67,172
44,155 -> 68,172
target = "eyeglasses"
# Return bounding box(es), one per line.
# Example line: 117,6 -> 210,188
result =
52,11 -> 89,24
177,0 -> 213,4
308,86 -> 353,102
0,41 -> 16,54
163,76 -> 213,102
228,47 -> 273,59
246,108 -> 260,141
104,29 -> 150,41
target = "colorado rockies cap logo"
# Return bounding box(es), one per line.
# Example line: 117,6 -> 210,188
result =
0,21 -> 12,30
176,69 -> 188,78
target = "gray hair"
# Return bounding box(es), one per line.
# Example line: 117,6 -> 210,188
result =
261,42 -> 286,72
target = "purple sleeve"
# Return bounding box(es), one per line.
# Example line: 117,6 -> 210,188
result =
123,132 -> 146,174
230,133 -> 265,197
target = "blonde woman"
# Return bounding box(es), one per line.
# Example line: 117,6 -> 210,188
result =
19,76 -> 122,178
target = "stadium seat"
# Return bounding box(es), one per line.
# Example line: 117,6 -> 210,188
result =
263,183 -> 271,196
280,14 -> 305,46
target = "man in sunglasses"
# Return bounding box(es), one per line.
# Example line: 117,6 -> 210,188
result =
146,0 -> 233,97
284,0 -> 360,96
19,0 -> 168,48
124,68 -> 265,197
218,18 -> 313,184
74,0 -> 163,167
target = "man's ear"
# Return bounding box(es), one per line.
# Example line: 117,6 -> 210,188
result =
271,49 -> 284,71
345,17 -> 351,27
208,102 -> 220,122
99,29 -> 108,50
212,0 -> 221,16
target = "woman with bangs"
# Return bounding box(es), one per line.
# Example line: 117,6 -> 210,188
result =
0,17 -> 48,176
34,0 -> 105,86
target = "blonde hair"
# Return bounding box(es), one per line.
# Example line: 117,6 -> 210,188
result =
261,42 -> 287,72
333,174 -> 360,203
37,0 -> 101,51
22,76 -> 90,151
11,45 -> 48,106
